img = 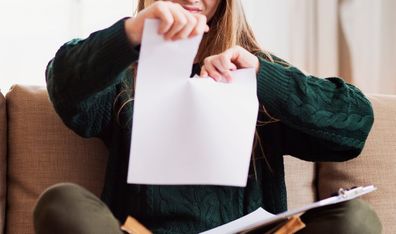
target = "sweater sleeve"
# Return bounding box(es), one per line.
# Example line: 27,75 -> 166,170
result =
256,57 -> 374,161
46,18 -> 139,138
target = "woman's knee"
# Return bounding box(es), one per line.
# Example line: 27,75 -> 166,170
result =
34,183 -> 92,215
33,183 -> 105,234
300,199 -> 382,234
338,199 -> 382,234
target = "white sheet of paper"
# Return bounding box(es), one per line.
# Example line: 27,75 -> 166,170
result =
127,19 -> 259,187
200,208 -> 274,234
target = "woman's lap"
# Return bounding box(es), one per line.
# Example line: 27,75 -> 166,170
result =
33,183 -> 382,234
298,198 -> 382,234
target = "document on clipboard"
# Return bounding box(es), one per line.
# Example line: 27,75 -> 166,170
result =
201,185 -> 376,234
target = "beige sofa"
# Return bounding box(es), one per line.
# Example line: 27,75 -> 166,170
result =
0,85 -> 395,234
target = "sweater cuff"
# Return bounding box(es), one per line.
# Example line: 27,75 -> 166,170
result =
256,56 -> 291,119
97,17 -> 140,68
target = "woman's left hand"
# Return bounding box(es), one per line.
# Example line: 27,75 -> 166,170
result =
200,46 -> 259,82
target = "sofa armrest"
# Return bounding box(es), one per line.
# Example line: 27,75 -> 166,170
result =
318,94 -> 396,234
5,85 -> 108,234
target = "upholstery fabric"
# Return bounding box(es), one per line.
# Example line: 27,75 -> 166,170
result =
318,94 -> 396,234
4,85 -> 396,233
284,156 -> 316,209
0,92 -> 6,234
5,85 -> 108,234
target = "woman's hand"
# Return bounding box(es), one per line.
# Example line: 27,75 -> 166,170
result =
125,1 -> 209,45
200,46 -> 260,82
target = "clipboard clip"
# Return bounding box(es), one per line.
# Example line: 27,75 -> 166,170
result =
337,185 -> 376,199
337,187 -> 350,198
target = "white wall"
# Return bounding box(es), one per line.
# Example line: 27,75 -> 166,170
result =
0,0 -> 290,93
243,0 -> 291,61
340,0 -> 396,94
0,0 -> 134,93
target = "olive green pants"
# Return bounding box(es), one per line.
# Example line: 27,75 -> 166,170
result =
33,183 -> 382,234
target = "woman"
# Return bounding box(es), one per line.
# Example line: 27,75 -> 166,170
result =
34,0 -> 382,233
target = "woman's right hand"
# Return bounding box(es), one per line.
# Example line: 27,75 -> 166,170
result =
124,1 -> 209,45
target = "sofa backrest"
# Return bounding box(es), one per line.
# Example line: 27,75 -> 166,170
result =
0,91 -> 6,234
2,85 -> 317,233
318,94 -> 396,234
4,85 -> 395,233
5,85 -> 108,234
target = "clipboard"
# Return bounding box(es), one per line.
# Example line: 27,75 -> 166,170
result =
202,185 -> 376,234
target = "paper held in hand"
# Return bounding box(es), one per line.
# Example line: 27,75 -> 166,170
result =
127,19 -> 259,187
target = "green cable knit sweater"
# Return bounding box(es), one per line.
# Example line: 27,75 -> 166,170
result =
46,18 -> 374,233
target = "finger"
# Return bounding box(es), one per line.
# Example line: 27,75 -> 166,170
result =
228,46 -> 247,68
205,25 -> 210,32
212,59 -> 233,82
200,66 -> 209,77
189,14 -> 208,38
172,13 -> 197,40
204,59 -> 223,82
152,2 -> 175,34
222,70 -> 233,83
219,52 -> 237,71
164,4 -> 189,40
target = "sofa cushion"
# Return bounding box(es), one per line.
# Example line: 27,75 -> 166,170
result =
318,94 -> 396,234
0,91 -> 6,234
5,85 -> 108,234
